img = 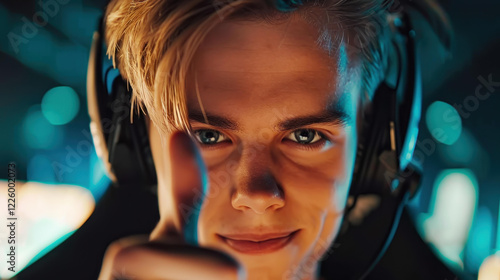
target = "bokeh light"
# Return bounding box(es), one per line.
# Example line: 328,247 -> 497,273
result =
418,169 -> 478,269
478,253 -> 500,280
439,129 -> 483,166
465,206 -> 494,273
22,105 -> 63,149
27,154 -> 56,183
89,150 -> 111,202
41,86 -> 80,125
425,101 -> 462,145
497,201 -> 500,251
0,181 -> 95,279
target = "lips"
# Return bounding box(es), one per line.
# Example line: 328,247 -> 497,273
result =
218,230 -> 299,254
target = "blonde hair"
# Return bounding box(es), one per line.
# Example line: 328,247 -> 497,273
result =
104,0 -> 393,135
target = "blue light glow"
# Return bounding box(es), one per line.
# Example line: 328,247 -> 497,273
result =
440,129 -> 477,164
465,206 -> 494,273
418,169 -> 478,270
497,201 -> 500,252
53,45 -> 89,84
23,106 -> 63,149
41,86 -> 80,125
425,101 -> 462,145
401,126 -> 419,170
27,154 -> 56,183
0,4 -> 9,31
89,150 -> 111,202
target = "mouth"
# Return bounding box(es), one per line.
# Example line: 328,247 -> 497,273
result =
217,230 -> 300,254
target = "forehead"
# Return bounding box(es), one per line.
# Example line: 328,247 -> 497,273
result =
186,14 -> 359,126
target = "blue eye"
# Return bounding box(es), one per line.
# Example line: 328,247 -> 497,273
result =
194,129 -> 228,145
286,129 -> 324,144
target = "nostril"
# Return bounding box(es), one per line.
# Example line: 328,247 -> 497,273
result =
231,191 -> 285,214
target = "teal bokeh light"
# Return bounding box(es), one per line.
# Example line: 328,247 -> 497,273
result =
27,154 -> 56,183
41,86 -> 80,125
426,101 -> 462,145
89,151 -> 111,202
466,206 -> 494,273
418,169 -> 478,271
23,106 -> 63,149
440,129 -> 478,165
497,201 -> 500,251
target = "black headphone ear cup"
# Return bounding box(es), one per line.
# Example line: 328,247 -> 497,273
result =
105,77 -> 157,191
351,83 -> 398,197
127,104 -> 158,192
87,20 -> 157,192
350,11 -> 423,198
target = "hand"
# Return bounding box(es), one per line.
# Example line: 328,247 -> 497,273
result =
98,131 -> 244,280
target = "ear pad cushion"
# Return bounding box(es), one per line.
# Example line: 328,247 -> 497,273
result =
87,26 -> 156,191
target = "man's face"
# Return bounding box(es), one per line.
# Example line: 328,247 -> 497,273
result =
151,14 -> 361,279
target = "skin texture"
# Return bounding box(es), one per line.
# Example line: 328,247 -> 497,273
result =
100,13 -> 363,280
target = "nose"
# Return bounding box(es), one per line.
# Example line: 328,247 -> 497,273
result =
230,148 -> 285,214
231,178 -> 285,214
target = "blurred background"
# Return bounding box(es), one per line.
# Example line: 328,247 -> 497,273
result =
0,0 -> 499,279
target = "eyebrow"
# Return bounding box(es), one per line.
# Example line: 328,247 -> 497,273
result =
277,110 -> 350,131
188,108 -> 351,131
189,111 -> 239,130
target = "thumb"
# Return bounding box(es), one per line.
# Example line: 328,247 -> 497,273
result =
150,131 -> 207,246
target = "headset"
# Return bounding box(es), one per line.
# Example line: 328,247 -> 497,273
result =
87,20 -> 157,193
87,1 -> 451,279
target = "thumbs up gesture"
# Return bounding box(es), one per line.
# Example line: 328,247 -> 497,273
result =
98,131 -> 245,280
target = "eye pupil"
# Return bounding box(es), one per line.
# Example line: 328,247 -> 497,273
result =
199,130 -> 219,144
294,129 -> 315,143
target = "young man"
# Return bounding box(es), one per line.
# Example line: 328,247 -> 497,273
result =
97,0 -> 415,279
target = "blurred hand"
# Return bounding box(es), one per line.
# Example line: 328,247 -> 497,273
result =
98,131 -> 244,280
